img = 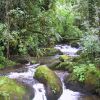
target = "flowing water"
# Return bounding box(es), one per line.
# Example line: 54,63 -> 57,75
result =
54,44 -> 81,56
1,44 -> 100,100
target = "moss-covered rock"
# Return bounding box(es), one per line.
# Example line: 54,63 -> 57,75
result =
64,64 -> 100,95
0,77 -> 30,100
34,65 -> 63,100
48,60 -> 61,69
59,55 -> 70,62
55,61 -> 74,72
72,53 -> 89,64
64,74 -> 85,93
84,68 -> 100,94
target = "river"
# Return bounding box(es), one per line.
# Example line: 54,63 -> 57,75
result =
1,44 -> 100,100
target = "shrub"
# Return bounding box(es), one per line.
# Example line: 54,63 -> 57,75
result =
80,34 -> 100,62
73,64 -> 100,83
0,56 -> 16,69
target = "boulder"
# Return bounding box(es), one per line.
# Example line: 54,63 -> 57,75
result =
70,42 -> 79,48
34,65 -> 63,100
59,55 -> 70,62
0,77 -> 30,100
64,74 -> 85,93
55,61 -> 73,72
64,66 -> 100,95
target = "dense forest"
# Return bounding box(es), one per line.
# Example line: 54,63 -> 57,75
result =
0,0 -> 100,100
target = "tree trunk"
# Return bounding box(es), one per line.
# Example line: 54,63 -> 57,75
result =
88,0 -> 95,27
5,0 -> 10,58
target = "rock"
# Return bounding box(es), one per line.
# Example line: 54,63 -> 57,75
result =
72,54 -> 88,64
0,77 -> 30,100
48,60 -> 61,69
70,42 -> 79,48
34,65 -> 63,100
59,55 -> 70,62
64,66 -> 100,95
84,70 -> 100,94
55,61 -> 73,72
64,74 -> 85,93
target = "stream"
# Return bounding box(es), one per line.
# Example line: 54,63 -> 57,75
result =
1,44 -> 100,100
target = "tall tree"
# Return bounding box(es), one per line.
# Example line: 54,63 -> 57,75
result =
5,0 -> 10,58
88,0 -> 95,27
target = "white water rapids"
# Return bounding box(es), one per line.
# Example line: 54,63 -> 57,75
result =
54,44 -> 80,56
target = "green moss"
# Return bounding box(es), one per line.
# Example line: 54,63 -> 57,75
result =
59,55 -> 70,62
55,61 -> 73,72
0,77 -> 27,100
31,60 -> 36,64
85,67 -> 100,93
34,65 -> 62,96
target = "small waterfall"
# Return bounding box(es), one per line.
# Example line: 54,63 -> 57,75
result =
54,44 -> 80,56
33,83 -> 47,100
55,71 -> 81,100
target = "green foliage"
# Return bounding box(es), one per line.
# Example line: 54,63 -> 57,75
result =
49,1 -> 82,39
73,64 -> 100,83
81,34 -> 100,61
0,0 -> 92,58
73,64 -> 87,82
0,56 -> 16,69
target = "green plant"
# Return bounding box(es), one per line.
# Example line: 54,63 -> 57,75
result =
73,63 -> 100,83
0,56 -> 16,69
81,34 -> 100,62
73,64 -> 87,82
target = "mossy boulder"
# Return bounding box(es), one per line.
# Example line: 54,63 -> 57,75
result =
72,53 -> 89,64
48,59 -> 61,69
34,65 -> 63,100
55,61 -> 73,72
59,55 -> 70,62
84,68 -> 100,95
0,77 -> 30,100
64,74 -> 85,93
64,64 -> 100,95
